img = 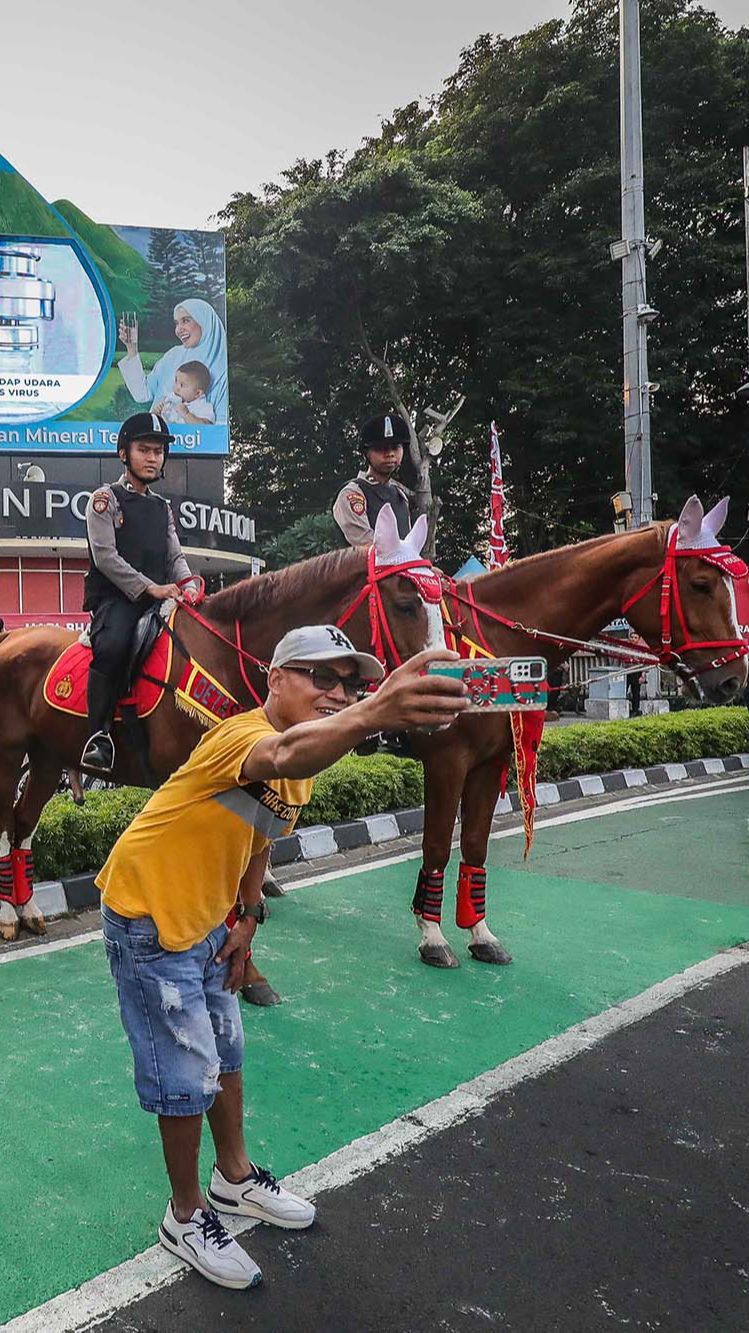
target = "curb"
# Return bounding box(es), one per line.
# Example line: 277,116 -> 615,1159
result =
33,753 -> 749,919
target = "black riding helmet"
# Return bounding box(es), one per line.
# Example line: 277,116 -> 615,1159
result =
117,412 -> 174,477
359,411 -> 410,454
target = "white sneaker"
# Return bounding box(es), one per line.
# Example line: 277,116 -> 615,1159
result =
207,1163 -> 316,1230
158,1201 -> 262,1289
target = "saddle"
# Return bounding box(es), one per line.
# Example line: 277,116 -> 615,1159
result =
44,609 -> 175,720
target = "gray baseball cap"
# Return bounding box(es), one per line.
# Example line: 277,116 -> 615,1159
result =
270,625 -> 385,682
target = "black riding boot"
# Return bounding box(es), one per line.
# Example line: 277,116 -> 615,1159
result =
81,668 -> 116,773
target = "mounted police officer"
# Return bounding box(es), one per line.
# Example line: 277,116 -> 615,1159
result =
81,412 -> 196,774
333,411 -> 412,546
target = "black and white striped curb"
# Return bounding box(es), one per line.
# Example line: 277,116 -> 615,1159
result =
32,752 -> 749,920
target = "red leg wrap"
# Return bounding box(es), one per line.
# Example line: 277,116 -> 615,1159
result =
0,854 -> 13,905
11,849 -> 34,908
456,862 -> 486,929
411,868 -> 444,923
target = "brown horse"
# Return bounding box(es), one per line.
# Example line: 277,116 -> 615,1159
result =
0,508 -> 442,940
408,495 -> 748,967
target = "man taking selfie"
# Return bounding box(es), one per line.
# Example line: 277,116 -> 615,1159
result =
97,625 -> 467,1290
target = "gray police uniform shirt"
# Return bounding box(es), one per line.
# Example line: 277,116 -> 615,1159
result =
85,475 -> 194,602
332,470 -> 411,546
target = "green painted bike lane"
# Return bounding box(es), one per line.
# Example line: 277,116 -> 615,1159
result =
1,788 -> 747,1323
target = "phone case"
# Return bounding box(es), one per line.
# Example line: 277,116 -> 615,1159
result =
426,657 -> 548,711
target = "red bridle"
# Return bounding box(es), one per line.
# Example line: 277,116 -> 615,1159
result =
176,553 -> 442,701
442,529 -> 749,694
621,527 -> 749,683
336,547 -> 441,668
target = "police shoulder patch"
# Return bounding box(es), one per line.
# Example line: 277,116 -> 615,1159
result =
347,491 -> 366,517
92,489 -> 111,515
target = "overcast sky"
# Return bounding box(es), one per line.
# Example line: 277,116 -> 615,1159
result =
4,0 -> 745,232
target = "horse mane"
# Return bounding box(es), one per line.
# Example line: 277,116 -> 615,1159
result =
204,545 -> 367,620
466,521 -> 672,590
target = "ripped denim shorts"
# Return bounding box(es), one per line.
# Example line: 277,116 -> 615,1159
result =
101,903 -> 244,1116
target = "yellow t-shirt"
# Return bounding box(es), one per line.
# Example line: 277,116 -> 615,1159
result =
96,710 -> 312,951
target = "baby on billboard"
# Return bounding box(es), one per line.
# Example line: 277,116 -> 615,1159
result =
154,361 -> 216,424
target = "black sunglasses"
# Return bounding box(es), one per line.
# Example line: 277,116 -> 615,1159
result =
283,665 -> 366,700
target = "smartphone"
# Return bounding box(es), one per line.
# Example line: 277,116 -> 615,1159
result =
426,657 -> 548,711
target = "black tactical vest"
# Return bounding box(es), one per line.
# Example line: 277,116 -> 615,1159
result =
358,477 -> 411,540
83,483 -> 170,610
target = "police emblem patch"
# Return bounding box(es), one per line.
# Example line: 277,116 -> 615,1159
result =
92,490 -> 110,514
55,674 -> 73,700
347,492 -> 366,517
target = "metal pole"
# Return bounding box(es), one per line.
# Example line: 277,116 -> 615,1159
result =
735,147 -> 741,370
619,0 -> 653,527
743,147 -> 749,367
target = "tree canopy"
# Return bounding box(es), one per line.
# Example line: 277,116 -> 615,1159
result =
222,0 -> 749,565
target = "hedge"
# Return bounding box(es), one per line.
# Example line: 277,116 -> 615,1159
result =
30,706 -> 748,881
537,706 -> 749,782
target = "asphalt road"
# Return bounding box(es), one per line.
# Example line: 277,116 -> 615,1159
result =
96,962 -> 749,1333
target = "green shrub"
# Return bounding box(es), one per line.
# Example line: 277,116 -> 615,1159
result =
33,788 -> 150,880
537,707 -> 749,782
30,707 -> 748,879
302,754 -> 424,826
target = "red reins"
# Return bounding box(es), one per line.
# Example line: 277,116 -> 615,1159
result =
174,553 -> 436,703
443,530 -> 749,687
174,533 -> 747,708
174,581 -> 269,707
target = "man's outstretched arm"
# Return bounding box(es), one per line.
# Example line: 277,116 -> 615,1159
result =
242,650 -> 467,784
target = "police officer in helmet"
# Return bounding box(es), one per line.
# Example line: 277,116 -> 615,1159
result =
333,411 -> 412,546
81,412 -> 197,773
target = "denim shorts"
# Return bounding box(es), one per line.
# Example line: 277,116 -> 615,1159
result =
101,904 -> 245,1116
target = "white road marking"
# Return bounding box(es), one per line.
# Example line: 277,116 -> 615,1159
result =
0,775 -> 745,957
0,930 -> 102,966
7,943 -> 748,1333
0,772 -> 740,967
283,772 -> 749,891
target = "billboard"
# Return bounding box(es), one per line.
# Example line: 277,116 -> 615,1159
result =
0,154 -> 228,455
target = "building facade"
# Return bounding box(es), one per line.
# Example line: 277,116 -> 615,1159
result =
0,453 -> 258,631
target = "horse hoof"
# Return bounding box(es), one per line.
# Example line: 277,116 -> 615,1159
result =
0,899 -> 19,941
468,941 -> 513,965
419,943 -> 460,968
241,982 -> 282,1006
19,908 -> 47,936
262,872 -> 285,899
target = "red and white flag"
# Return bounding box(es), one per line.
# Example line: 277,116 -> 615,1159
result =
489,420 -> 509,569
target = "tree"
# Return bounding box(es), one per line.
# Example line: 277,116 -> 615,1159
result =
223,0 -> 749,566
144,228 -> 195,345
223,159 -> 482,552
262,512 -> 344,570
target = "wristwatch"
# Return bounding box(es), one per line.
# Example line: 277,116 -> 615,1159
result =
235,898 -> 268,925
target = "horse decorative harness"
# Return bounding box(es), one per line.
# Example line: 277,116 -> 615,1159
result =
442,529 -> 749,693
621,527 -> 749,683
336,547 -> 443,667
158,553 -> 445,722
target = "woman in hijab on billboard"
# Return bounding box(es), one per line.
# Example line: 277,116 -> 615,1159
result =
117,298 -> 228,424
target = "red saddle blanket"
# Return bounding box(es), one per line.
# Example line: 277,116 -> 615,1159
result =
43,624 -> 173,720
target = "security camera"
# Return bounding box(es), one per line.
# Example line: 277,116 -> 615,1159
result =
636,304 -> 660,323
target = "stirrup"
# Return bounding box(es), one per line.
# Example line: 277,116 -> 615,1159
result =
81,731 -> 115,774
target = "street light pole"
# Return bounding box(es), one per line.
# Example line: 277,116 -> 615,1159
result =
619,0 -> 654,528
743,147 -> 749,366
